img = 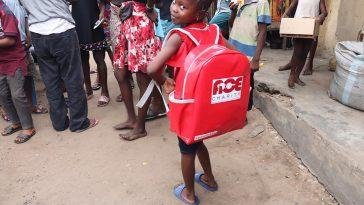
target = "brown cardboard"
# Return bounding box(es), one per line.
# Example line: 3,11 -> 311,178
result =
280,18 -> 320,39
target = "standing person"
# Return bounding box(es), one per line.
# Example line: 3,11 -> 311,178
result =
210,0 -> 231,38
156,0 -> 178,38
0,0 -> 36,143
229,0 -> 271,110
71,0 -> 110,106
3,0 -> 48,114
148,0 -> 237,203
278,0 -> 327,78
112,0 -> 161,141
20,0 -> 98,132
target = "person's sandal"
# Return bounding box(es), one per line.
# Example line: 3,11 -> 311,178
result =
173,184 -> 200,205
2,125 -> 22,136
14,130 -> 36,144
74,118 -> 99,133
32,104 -> 48,114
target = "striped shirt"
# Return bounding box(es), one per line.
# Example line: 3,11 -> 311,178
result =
229,0 -> 271,59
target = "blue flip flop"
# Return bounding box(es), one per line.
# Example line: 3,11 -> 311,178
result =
194,172 -> 218,192
173,184 -> 200,205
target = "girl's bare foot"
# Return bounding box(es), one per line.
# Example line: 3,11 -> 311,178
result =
113,121 -> 135,130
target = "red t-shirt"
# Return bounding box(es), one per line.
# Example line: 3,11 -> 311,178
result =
0,1 -> 27,76
166,23 -> 226,69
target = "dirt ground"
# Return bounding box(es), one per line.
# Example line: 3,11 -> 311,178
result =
0,61 -> 337,205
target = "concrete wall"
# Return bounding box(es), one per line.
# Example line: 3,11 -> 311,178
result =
318,0 -> 364,57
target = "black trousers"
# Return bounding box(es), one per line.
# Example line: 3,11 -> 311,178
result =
31,28 -> 90,132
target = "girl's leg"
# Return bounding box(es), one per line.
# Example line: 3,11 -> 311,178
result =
196,143 -> 218,188
114,67 -> 136,128
93,50 -> 110,98
80,50 -> 93,97
181,153 -> 197,203
119,72 -> 151,140
303,38 -> 318,75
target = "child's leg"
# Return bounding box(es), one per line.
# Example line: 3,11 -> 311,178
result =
119,72 -> 151,140
196,143 -> 218,188
93,50 -> 110,99
80,50 -> 93,97
114,68 -> 136,129
303,38 -> 318,75
178,138 -> 200,203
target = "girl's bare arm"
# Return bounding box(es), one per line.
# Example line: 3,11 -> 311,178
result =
147,34 -> 182,84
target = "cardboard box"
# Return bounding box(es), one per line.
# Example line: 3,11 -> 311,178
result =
280,18 -> 320,39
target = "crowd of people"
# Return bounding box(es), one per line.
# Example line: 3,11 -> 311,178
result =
0,0 -> 327,204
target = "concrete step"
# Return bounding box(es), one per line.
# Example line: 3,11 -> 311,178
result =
253,49 -> 364,205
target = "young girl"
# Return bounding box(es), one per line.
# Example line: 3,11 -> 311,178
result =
282,0 -> 327,88
112,0 -> 161,140
148,0 -> 236,204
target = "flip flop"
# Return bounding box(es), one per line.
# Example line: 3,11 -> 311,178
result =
2,125 -> 22,136
145,108 -> 167,121
32,104 -> 48,114
194,172 -> 218,192
119,131 -> 147,141
97,96 -> 110,107
92,83 -> 101,91
14,130 -> 36,144
173,184 -> 200,205
74,118 -> 99,133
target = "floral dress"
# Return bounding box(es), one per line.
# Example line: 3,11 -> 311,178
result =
113,1 -> 161,73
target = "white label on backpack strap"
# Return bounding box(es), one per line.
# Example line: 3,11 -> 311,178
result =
211,76 -> 244,104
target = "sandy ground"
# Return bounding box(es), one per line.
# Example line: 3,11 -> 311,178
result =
0,59 -> 337,205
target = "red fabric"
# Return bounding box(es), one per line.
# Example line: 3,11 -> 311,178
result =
0,2 -> 27,76
166,23 -> 225,69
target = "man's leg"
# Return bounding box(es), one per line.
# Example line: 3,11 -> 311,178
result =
303,38 -> 318,75
31,32 -> 69,131
51,29 -> 90,132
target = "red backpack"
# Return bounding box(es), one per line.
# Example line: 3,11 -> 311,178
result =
166,24 -> 251,145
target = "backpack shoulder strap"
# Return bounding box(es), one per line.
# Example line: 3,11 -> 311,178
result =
163,24 -> 221,47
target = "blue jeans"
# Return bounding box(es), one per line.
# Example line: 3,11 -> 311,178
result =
31,28 -> 90,132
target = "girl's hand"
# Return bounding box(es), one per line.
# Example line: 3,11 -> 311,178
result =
163,77 -> 175,94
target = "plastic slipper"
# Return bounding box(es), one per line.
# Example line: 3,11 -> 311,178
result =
97,96 -> 110,107
14,130 -> 36,144
119,131 -> 147,141
194,172 -> 218,192
173,184 -> 200,205
74,118 -> 99,133
2,125 -> 22,136
92,83 -> 101,91
145,108 -> 167,121
32,104 -> 48,114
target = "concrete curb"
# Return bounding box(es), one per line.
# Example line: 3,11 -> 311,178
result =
254,90 -> 364,205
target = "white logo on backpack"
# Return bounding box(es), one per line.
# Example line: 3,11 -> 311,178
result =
211,76 -> 244,104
